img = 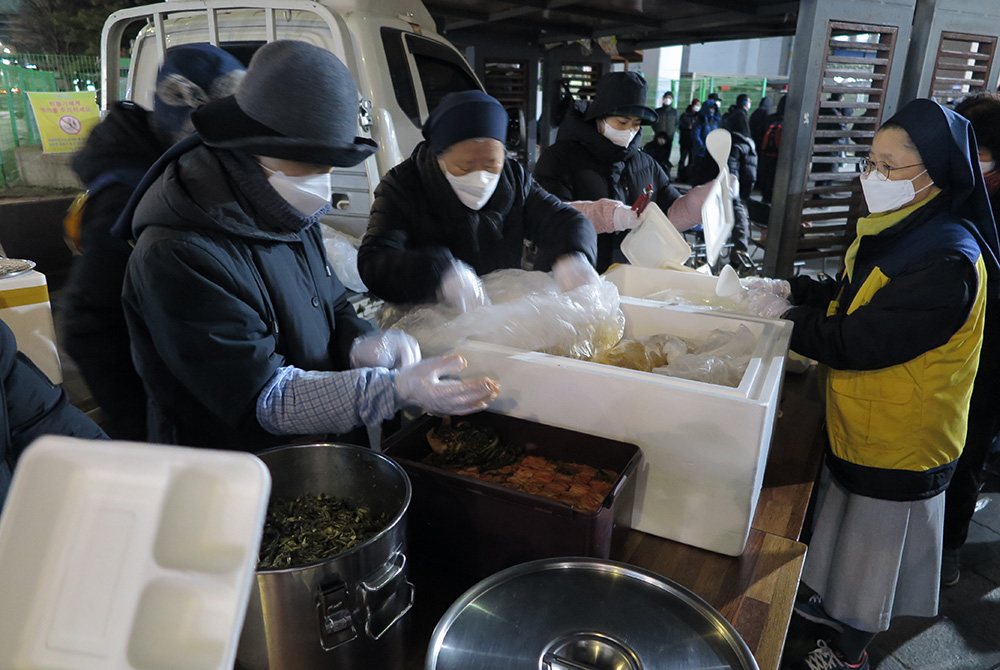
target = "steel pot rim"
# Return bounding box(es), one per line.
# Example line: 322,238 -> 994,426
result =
253,442 -> 412,574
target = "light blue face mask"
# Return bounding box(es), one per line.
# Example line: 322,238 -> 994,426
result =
260,164 -> 332,216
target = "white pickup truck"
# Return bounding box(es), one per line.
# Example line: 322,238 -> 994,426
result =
101,0 -> 483,240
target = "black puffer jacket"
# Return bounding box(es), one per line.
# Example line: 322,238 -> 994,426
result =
123,145 -> 373,450
533,108 -> 680,271
1,320 -> 107,510
63,102 -> 162,441
358,141 -> 596,303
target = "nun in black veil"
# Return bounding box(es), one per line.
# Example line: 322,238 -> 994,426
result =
743,98 -> 998,670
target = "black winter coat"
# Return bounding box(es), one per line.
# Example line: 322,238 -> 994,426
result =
358,142 -> 596,304
64,101 -> 161,441
533,108 -> 681,271
123,145 -> 373,450
1,320 -> 107,509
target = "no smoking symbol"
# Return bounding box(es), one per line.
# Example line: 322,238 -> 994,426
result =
59,115 -> 82,135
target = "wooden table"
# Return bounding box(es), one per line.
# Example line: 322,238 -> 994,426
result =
614,366 -> 825,670
406,367 -> 826,670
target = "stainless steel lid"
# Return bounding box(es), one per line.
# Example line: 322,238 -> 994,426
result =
427,558 -> 758,670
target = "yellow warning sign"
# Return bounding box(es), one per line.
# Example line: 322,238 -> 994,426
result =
25,91 -> 101,153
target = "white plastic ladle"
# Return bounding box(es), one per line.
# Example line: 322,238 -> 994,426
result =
715,263 -> 745,297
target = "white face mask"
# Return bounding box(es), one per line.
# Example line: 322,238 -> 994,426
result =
859,169 -> 931,214
981,160 -> 996,175
439,159 -> 501,210
261,164 -> 332,216
600,121 -> 638,148
692,105 -> 701,113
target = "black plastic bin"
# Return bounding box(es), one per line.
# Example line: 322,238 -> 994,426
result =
381,412 -> 642,581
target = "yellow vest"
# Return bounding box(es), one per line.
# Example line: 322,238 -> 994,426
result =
823,221 -> 986,473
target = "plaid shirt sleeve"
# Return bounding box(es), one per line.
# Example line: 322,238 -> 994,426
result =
255,366 -> 399,436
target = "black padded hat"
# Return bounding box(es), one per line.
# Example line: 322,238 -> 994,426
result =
192,40 -> 377,167
584,71 -> 658,125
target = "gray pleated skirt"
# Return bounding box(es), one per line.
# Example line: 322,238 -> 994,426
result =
801,465 -> 944,633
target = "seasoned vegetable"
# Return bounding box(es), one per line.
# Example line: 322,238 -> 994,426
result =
423,419 -> 618,513
258,493 -> 387,569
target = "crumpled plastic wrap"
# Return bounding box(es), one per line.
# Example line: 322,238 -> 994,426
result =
653,324 -> 757,387
592,334 -> 689,372
321,227 -> 367,293
377,269 -> 625,359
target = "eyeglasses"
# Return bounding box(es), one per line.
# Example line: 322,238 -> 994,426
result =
859,157 -> 924,181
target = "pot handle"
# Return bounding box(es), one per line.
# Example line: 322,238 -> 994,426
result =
360,550 -> 414,641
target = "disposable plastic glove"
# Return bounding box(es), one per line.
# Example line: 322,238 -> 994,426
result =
395,355 -> 500,416
739,277 -> 791,299
438,260 -> 490,313
666,182 -> 713,231
552,252 -> 600,292
745,288 -> 792,319
567,199 -> 638,234
349,330 -> 422,370
612,203 -> 640,231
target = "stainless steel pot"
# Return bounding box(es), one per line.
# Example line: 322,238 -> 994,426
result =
427,557 -> 759,670
237,443 -> 413,670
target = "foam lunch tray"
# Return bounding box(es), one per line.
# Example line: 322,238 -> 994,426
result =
0,436 -> 271,670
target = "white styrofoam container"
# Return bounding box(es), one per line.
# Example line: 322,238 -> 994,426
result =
0,437 -> 271,670
454,300 -> 792,556
604,264 -> 731,308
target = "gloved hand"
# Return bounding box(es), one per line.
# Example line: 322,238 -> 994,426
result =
726,173 -> 740,198
567,199 -> 638,234
349,330 -> 422,370
745,288 -> 792,319
612,203 -> 640,231
438,260 -> 490,313
395,354 -> 500,416
552,253 -> 600,292
666,181 -> 712,232
739,277 -> 791,299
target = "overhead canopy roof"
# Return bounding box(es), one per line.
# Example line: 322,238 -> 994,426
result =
423,0 -> 800,51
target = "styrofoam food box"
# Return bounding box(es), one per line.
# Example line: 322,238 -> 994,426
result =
604,264 -> 734,308
0,437 -> 271,670
454,299 -> 792,556
619,202 -> 692,270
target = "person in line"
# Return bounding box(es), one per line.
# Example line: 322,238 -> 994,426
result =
533,71 -> 684,272
61,43 -> 246,441
722,93 -> 752,139
677,98 -> 701,178
690,98 -> 722,163
749,95 -> 773,150
642,131 -> 672,173
1,319 -> 107,510
757,95 -> 785,201
358,89 -> 600,308
651,91 -> 677,173
941,92 -> 1000,585
743,99 -> 998,670
121,41 -> 498,451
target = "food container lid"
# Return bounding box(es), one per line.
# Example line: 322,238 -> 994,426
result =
620,202 -> 693,269
426,558 -> 759,670
0,437 -> 271,670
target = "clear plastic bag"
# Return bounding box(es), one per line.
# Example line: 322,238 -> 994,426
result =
653,324 -> 757,387
321,227 -> 367,293
377,269 -> 625,359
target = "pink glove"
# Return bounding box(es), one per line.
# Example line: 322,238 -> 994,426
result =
395,355 -> 500,415
739,277 -> 791,299
552,253 -> 600,292
666,182 -> 713,231
745,288 -> 792,319
438,260 -> 490,313
349,330 -> 421,370
567,199 -> 638,234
